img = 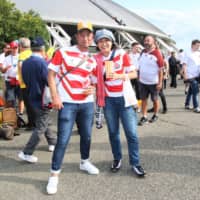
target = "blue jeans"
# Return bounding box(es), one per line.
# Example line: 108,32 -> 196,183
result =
185,79 -> 199,108
104,96 -> 140,166
51,102 -> 94,172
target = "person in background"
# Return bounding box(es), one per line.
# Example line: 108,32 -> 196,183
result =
18,37 -> 35,129
94,29 -> 145,177
129,42 -> 142,112
169,51 -> 178,88
18,37 -> 56,163
46,22 -> 99,195
182,39 -> 200,113
0,43 -> 11,94
148,53 -> 168,114
163,54 -> 169,89
138,35 -> 164,125
1,41 -> 19,108
0,43 -> 11,68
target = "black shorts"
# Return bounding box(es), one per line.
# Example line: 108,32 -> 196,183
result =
139,82 -> 159,101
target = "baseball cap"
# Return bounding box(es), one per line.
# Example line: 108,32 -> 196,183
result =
31,37 -> 45,49
94,29 -> 115,43
77,21 -> 93,32
9,41 -> 18,48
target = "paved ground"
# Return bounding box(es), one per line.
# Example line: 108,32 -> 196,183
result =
0,80 -> 200,200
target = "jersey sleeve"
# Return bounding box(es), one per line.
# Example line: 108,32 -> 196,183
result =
122,53 -> 135,73
48,50 -> 63,73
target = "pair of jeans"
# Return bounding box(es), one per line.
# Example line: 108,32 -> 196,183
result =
51,102 -> 94,172
104,96 -> 140,166
23,107 -> 56,155
185,79 -> 199,108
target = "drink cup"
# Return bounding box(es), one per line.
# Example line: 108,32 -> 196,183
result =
105,61 -> 114,78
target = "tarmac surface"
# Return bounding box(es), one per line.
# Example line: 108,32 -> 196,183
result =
0,80 -> 200,200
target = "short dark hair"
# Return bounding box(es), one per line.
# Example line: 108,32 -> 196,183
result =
131,42 -> 140,47
191,39 -> 200,46
179,49 -> 184,53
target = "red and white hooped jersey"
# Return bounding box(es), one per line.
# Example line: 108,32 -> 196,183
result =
48,45 -> 96,103
138,49 -> 164,85
97,49 -> 135,97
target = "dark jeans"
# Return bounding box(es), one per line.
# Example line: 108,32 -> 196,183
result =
23,107 -> 56,155
185,79 -> 199,108
22,88 -> 36,127
51,102 -> 94,172
104,96 -> 140,166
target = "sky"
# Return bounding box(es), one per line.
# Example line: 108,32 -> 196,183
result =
113,0 -> 200,52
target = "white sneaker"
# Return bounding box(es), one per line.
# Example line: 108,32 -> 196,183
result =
80,159 -> 99,175
18,151 -> 38,163
194,107 -> 200,113
46,176 -> 59,195
48,145 -> 55,152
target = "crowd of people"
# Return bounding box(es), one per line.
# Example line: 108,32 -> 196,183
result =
0,21 -> 200,195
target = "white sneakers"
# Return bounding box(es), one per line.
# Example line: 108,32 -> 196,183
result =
80,159 -> 99,175
48,145 -> 55,152
194,107 -> 200,113
46,160 -> 99,195
46,176 -> 59,195
18,151 -> 38,163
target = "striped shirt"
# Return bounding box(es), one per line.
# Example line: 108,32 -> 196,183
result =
48,45 -> 96,103
97,49 -> 134,97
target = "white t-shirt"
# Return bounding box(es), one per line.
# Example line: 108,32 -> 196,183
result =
0,53 -> 6,65
182,51 -> 200,79
138,49 -> 164,85
129,52 -> 140,70
3,54 -> 18,81
178,51 -> 185,64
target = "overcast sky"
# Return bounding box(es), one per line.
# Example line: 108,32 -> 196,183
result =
113,0 -> 200,51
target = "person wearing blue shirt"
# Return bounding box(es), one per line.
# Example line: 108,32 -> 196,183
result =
18,37 -> 56,163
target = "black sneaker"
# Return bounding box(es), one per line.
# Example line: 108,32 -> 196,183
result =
138,117 -> 148,126
162,108 -> 167,114
149,114 -> 158,123
132,165 -> 146,177
147,107 -> 154,113
110,159 -> 121,173
185,105 -> 191,110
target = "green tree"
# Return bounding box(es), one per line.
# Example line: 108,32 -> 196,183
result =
0,0 -> 49,49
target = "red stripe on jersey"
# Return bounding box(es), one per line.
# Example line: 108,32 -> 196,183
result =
66,51 -> 81,58
66,51 -> 94,64
67,67 -> 92,77
51,50 -> 63,66
113,55 -> 121,62
122,53 -> 132,67
60,79 -> 87,100
105,83 -> 123,92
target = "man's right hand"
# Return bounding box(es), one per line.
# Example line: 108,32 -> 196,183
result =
52,95 -> 64,110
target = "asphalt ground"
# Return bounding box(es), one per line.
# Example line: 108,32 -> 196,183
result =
0,80 -> 200,200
